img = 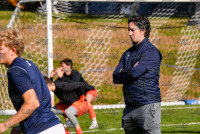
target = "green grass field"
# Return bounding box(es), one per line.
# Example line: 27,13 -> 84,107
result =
0,105 -> 200,134
0,10 -> 200,134
0,11 -> 200,107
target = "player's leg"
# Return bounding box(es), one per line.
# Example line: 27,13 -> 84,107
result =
65,98 -> 90,134
52,101 -> 69,119
86,89 -> 98,129
52,101 -> 71,134
65,106 -> 82,134
88,105 -> 98,129
63,95 -> 87,129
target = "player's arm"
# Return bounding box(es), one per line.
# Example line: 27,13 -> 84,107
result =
46,85 -> 54,106
56,67 -> 74,83
0,89 -> 40,133
65,82 -> 94,93
55,80 -> 88,93
56,67 -> 82,83
47,84 -> 55,106
50,69 -> 56,81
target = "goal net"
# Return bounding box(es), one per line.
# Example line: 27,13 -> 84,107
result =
0,0 -> 200,114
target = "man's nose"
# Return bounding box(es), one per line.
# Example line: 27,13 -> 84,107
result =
129,31 -> 132,36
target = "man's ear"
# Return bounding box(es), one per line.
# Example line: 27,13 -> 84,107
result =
141,30 -> 145,36
10,47 -> 17,56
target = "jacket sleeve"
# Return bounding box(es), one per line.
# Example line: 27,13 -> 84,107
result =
54,78 -> 82,93
113,55 -> 126,84
123,48 -> 161,80
139,48 -> 161,70
54,77 -> 94,93
60,71 -> 82,83
120,64 -> 147,81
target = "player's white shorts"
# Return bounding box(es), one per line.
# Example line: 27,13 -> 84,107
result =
38,123 -> 65,134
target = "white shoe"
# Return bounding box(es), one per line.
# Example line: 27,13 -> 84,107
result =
64,120 -> 74,128
89,121 -> 98,129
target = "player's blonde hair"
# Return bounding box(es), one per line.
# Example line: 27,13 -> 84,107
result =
0,29 -> 24,56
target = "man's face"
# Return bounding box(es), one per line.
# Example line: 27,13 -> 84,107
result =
47,83 -> 55,92
61,62 -> 71,72
128,22 -> 145,44
0,43 -> 12,65
61,62 -> 67,72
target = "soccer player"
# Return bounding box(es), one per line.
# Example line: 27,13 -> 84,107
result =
0,29 -> 65,134
50,58 -> 98,129
44,77 -> 97,134
113,16 -> 162,134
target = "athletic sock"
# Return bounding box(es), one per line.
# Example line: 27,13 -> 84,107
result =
92,117 -> 96,121
76,127 -> 83,134
65,128 -> 70,134
89,105 -> 96,120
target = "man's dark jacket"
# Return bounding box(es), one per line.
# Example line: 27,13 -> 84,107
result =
113,38 -> 162,107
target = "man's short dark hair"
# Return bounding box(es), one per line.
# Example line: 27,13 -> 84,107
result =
44,76 -> 53,84
60,58 -> 73,69
128,16 -> 151,38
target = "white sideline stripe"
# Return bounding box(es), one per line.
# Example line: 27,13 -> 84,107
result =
161,122 -> 200,126
93,102 -> 186,109
1,104 -> 200,115
92,101 -> 200,110
107,128 -> 117,131
70,130 -> 99,133
93,106 -> 200,114
161,106 -> 200,110
69,122 -> 200,133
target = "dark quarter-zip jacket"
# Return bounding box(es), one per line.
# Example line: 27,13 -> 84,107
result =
113,38 -> 162,107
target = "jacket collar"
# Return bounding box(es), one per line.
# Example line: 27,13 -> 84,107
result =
132,38 -> 148,51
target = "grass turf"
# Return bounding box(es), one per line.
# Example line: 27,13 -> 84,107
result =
0,11 -> 200,107
0,11 -> 200,134
0,105 -> 200,134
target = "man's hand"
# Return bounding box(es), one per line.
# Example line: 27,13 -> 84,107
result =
50,69 -> 56,78
134,61 -> 139,67
56,67 -> 64,78
0,123 -> 8,134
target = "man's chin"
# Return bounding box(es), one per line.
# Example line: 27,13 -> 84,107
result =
0,61 -> 5,64
131,41 -> 137,45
